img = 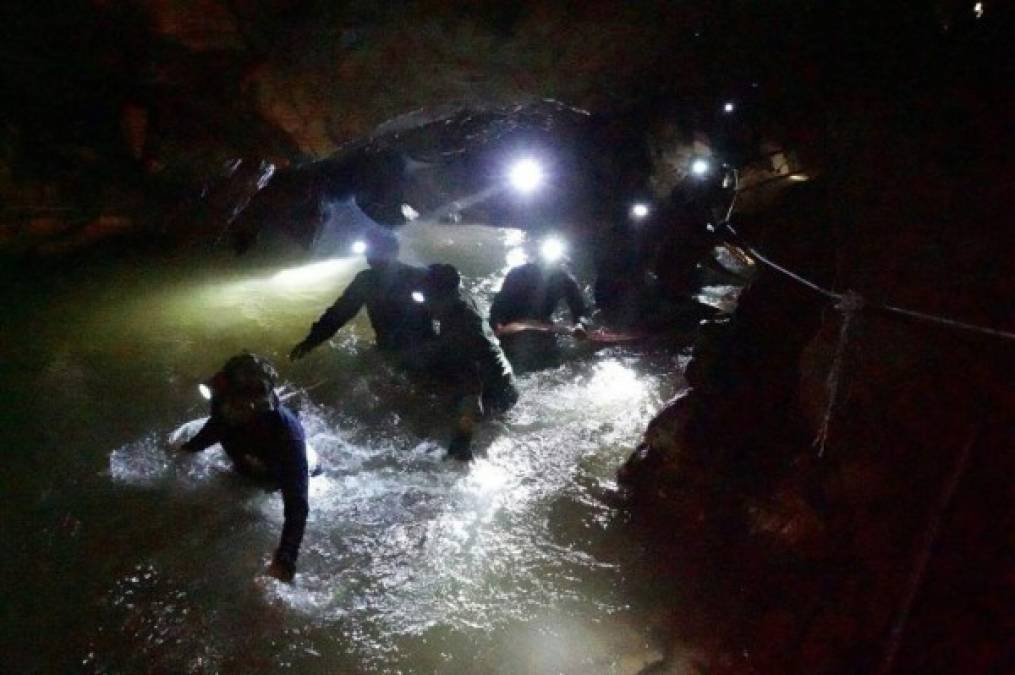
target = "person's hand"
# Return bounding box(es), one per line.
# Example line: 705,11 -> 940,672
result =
266,556 -> 295,583
289,341 -> 313,362
179,438 -> 199,453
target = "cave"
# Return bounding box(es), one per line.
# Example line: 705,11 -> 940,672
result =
1,2 -> 1011,674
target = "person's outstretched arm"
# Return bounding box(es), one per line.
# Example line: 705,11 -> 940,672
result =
550,270 -> 589,325
181,415 -> 223,452
268,415 -> 309,582
291,271 -> 371,360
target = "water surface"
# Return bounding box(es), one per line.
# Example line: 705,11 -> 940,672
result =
2,222 -> 687,673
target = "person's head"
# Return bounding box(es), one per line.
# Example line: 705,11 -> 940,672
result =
206,352 -> 278,425
511,261 -> 544,285
364,229 -> 400,269
422,263 -> 461,315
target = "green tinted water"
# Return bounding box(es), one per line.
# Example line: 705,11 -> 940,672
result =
1,222 -> 686,673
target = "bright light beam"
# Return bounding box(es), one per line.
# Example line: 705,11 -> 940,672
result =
198,383 -> 212,400
351,240 -> 367,255
272,258 -> 348,285
411,290 -> 426,304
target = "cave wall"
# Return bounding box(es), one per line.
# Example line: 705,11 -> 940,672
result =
620,6 -> 1015,673
1,0 -> 730,255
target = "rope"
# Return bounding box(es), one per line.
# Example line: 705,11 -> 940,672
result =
719,170 -> 1015,343
813,291 -> 864,457
877,302 -> 1015,341
714,169 -> 1012,457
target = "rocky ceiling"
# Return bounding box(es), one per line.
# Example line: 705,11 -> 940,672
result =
1,1 -> 1009,253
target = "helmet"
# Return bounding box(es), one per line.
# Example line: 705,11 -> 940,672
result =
209,352 -> 279,421
423,263 -> 461,298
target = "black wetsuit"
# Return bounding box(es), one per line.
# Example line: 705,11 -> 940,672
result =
490,263 -> 587,328
302,262 -> 435,353
183,402 -> 308,571
430,294 -> 518,416
594,223 -> 653,328
489,263 -> 588,372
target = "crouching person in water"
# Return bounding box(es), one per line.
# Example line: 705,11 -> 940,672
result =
421,264 -> 519,461
489,262 -> 589,373
181,353 -> 309,583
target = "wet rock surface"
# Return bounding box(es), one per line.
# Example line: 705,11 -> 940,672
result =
621,70 -> 1014,675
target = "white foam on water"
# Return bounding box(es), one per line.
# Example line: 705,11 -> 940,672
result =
89,221 -> 683,673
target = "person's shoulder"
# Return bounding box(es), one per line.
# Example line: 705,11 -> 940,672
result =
274,405 -> 306,439
353,268 -> 377,282
546,266 -> 577,288
394,261 -> 428,278
452,295 -> 484,326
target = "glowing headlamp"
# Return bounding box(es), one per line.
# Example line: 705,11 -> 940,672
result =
351,240 -> 368,255
630,203 -> 650,220
198,383 -> 212,400
540,236 -> 566,263
508,158 -> 544,194
411,290 -> 426,304
691,158 -> 711,177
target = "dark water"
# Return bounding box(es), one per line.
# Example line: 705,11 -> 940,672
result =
1,222 -> 691,673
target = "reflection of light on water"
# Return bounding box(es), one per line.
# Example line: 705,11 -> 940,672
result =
587,360 -> 647,405
272,258 -> 351,285
503,228 -> 526,247
505,247 -> 528,268
87,218 -> 682,672
465,459 -> 509,495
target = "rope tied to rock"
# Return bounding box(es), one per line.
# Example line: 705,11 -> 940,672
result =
717,169 -> 1014,457
814,290 -> 865,457
720,170 -> 1015,344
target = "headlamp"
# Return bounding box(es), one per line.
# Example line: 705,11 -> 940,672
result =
508,158 -> 544,194
540,236 -> 566,263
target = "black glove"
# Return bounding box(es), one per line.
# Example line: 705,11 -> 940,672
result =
289,340 -> 313,362
267,554 -> 295,582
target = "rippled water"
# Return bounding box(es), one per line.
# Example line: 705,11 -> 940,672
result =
2,222 -> 688,673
